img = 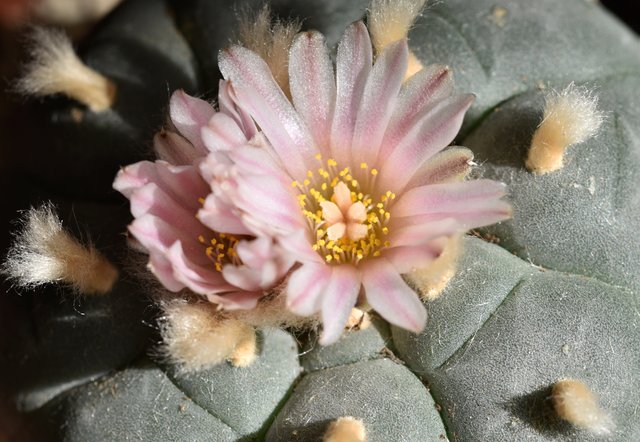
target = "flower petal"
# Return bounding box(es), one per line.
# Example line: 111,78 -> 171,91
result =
362,258 -> 427,333
289,31 -> 336,155
218,80 -> 258,140
218,45 -> 314,178
128,214 -> 209,266
153,130 -> 199,165
378,94 -> 475,193
113,161 -> 157,198
383,243 -> 445,274
352,39 -> 407,162
379,64 -> 454,161
169,90 -> 215,153
406,147 -> 473,188
319,265 -> 361,345
391,219 -> 461,248
207,291 -> 260,310
393,180 -> 512,230
330,21 -> 372,166
286,262 -> 332,316
201,112 -> 249,152
166,241 -> 235,294
148,253 -> 184,292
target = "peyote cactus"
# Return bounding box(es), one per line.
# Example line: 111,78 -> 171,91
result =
2,0 -> 639,441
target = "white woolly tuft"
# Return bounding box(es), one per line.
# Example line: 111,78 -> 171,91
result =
17,27 -> 115,112
367,0 -> 427,52
237,4 -> 301,97
542,84 -> 604,145
159,300 -> 258,373
323,416 -> 367,442
3,203 -> 118,294
526,83 -> 604,174
552,379 -> 614,436
33,0 -> 123,26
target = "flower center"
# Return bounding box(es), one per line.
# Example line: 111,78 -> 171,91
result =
197,197 -> 241,272
293,155 -> 395,265
197,232 -> 240,272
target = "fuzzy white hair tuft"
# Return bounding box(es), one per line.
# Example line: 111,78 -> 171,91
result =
159,300 -> 258,373
237,4 -> 301,98
3,203 -> 118,294
526,83 -> 604,174
17,27 -> 115,112
323,416 -> 367,442
552,379 -> 614,435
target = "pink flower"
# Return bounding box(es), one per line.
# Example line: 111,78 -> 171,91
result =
203,21 -> 511,344
113,85 -> 293,310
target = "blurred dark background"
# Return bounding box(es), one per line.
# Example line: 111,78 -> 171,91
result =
602,0 -> 640,32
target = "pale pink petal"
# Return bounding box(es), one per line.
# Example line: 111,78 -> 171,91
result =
361,258 -> 427,333
319,265 -> 362,345
289,31 -> 335,154
169,90 -> 215,153
128,215 -> 209,267
346,201 -> 366,223
391,219 -> 461,248
406,147 -> 473,188
278,229 -> 324,264
378,94 -> 475,193
383,244 -> 444,274
393,180 -> 508,218
286,262 -> 332,316
129,183 -> 205,234
198,196 -> 253,236
207,291 -> 260,310
379,65 -> 454,161
234,237 -> 272,268
166,241 -> 235,294
113,161 -> 157,198
234,174 -> 305,234
148,253 -> 184,292
330,21 -> 372,166
321,201 -> 344,225
394,200 -> 513,231
201,112 -> 249,152
218,80 -> 258,140
154,162 -> 210,212
326,222 -> 346,241
222,263 -> 267,291
346,223 -> 368,241
228,145 -> 289,180
153,130 -> 199,165
352,39 -> 408,161
218,45 -> 314,178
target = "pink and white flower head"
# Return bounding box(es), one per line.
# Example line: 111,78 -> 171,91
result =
113,84 -> 294,310
201,21 -> 512,344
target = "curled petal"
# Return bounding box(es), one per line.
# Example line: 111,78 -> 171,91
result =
406,147 -> 474,188
153,130 -> 199,165
169,90 -> 215,153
